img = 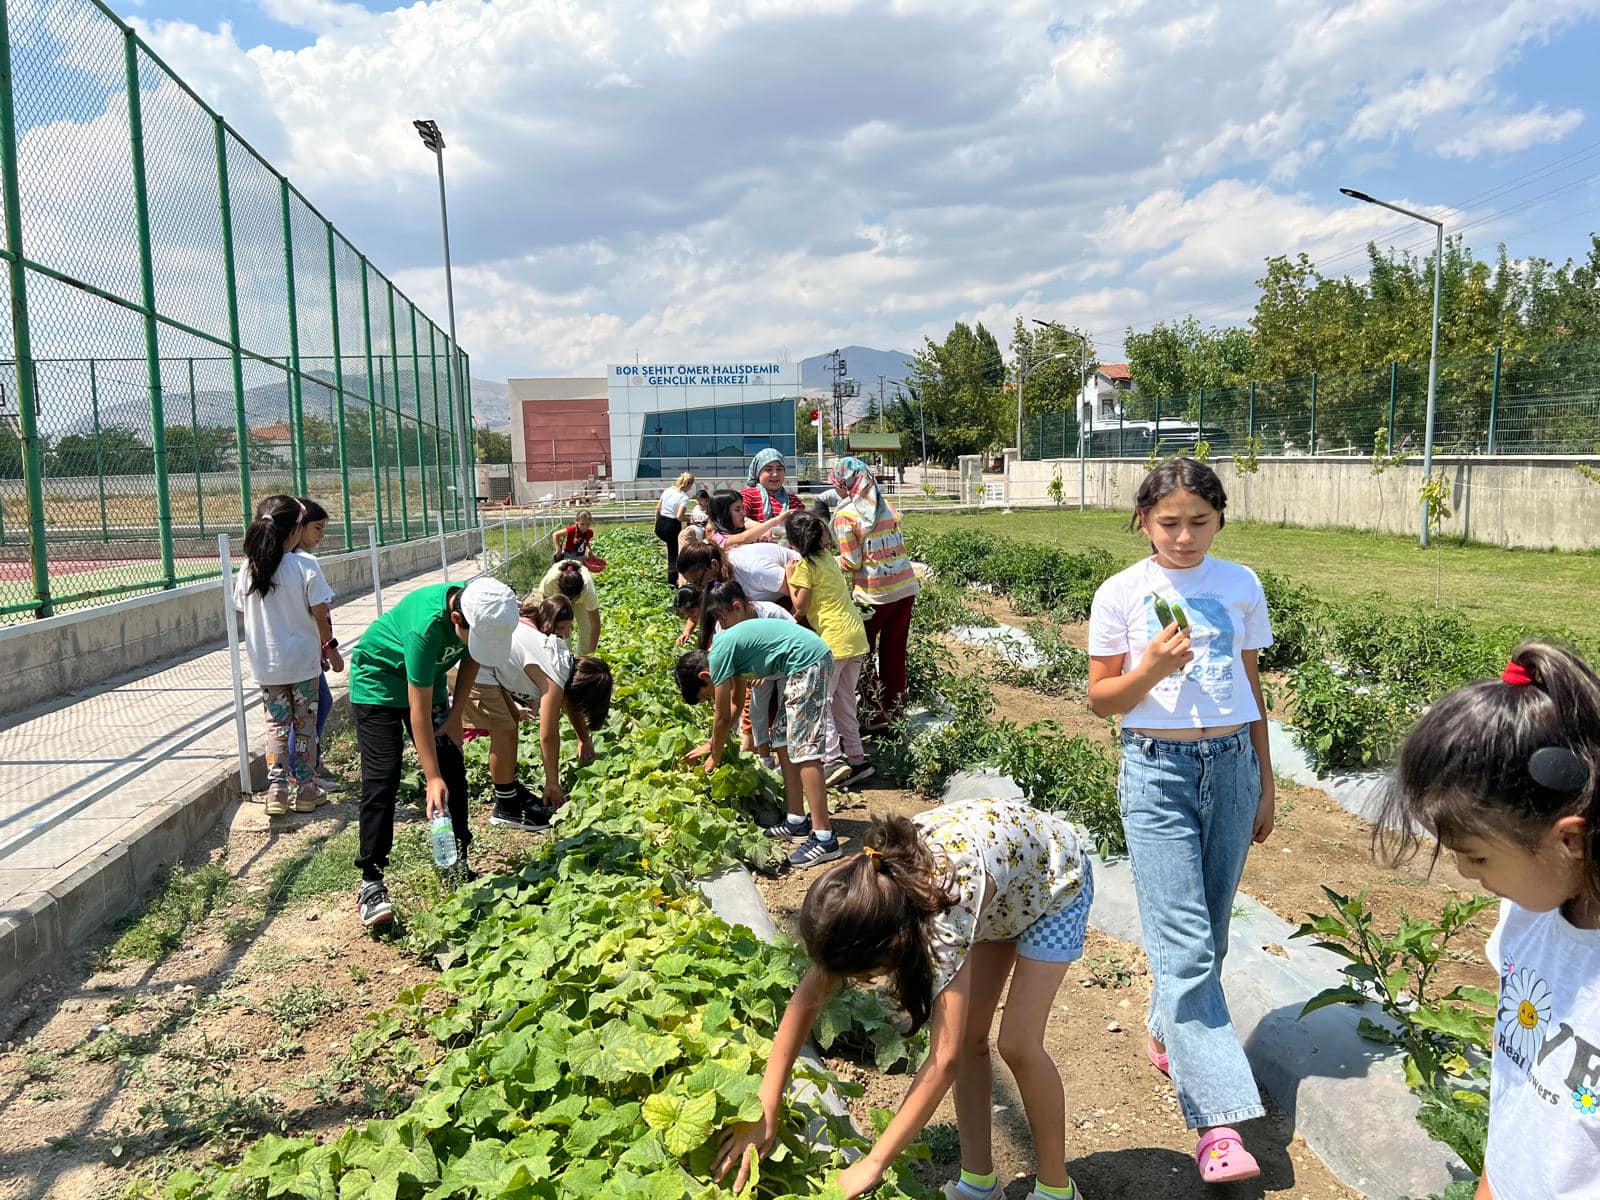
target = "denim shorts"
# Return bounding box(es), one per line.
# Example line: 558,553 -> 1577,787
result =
1017,861 -> 1095,964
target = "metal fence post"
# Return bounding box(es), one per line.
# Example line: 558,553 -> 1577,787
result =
413,307 -> 431,534
1487,345 -> 1502,453
1388,361 -> 1398,446
1196,387 -> 1205,441
1309,372 -> 1318,456
0,8 -> 50,616
1247,381 -> 1256,442
1153,393 -> 1162,454
187,357 -> 204,537
423,316 -> 445,529
279,177 -> 307,497
90,359 -> 108,542
438,324 -> 461,529
464,366 -> 477,521
214,115 -> 252,529
325,223 -> 352,549
437,511 -> 449,581
387,283 -> 410,539
123,30 -> 175,591
218,533 -> 252,795
1118,403 -> 1124,457
358,256 -> 384,542
368,523 -> 383,615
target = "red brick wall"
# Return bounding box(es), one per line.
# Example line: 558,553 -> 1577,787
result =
521,397 -> 610,480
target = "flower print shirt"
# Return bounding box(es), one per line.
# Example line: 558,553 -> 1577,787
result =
1483,899 -> 1600,1199
915,798 -> 1089,997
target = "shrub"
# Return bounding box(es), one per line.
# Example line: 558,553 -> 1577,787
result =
1256,569 -> 1325,671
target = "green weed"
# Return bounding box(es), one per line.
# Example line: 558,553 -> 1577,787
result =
99,864 -> 232,967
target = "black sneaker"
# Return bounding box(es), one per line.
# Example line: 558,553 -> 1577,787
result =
789,834 -> 843,869
843,761 -> 875,787
358,881 -> 393,928
491,801 -> 549,832
763,815 -> 811,840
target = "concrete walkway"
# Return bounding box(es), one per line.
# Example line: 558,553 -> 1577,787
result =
0,551 -> 485,1003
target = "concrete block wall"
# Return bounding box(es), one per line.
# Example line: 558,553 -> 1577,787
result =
1005,455 -> 1600,551
0,529 -> 477,719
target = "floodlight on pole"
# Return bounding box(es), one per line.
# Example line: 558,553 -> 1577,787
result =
1014,348 -> 1073,454
414,117 -> 474,529
1339,186 -> 1445,546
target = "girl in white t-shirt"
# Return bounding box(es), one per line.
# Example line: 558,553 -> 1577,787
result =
1085,458 -> 1275,1184
655,471 -> 695,585
233,495 -> 338,817
1377,643 -> 1600,1200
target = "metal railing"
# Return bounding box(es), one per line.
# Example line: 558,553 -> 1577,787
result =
1022,341 -> 1600,461
0,0 -> 476,623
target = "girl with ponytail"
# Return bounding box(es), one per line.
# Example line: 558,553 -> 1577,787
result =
713,799 -> 1094,1200
1377,643 -> 1600,1200
233,495 -> 336,817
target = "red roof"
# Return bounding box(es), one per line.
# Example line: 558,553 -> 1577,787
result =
254,421 -> 293,441
1098,363 -> 1132,382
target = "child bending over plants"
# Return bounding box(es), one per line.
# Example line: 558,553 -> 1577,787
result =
712,800 -> 1093,1200
455,590 -> 612,830
1374,642 -> 1600,1200
1085,457 -> 1276,1183
675,611 -> 838,869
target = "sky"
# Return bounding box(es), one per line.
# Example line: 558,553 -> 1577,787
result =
93,0 -> 1600,381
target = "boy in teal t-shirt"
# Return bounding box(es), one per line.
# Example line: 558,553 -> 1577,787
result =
674,614 -> 839,869
347,577 -> 519,928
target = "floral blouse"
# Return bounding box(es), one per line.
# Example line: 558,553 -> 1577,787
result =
917,798 -> 1089,997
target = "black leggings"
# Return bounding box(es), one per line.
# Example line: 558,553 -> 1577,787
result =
353,702 -> 470,882
655,514 -> 681,584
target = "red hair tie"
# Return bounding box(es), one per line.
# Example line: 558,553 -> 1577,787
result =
1502,660 -> 1535,687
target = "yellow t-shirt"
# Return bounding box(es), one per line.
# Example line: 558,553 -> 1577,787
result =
789,553 -> 868,661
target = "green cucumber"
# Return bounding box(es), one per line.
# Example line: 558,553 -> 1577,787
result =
1171,602 -> 1190,631
1152,595 -> 1174,627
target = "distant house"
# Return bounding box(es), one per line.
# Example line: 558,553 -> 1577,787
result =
252,420 -> 295,466
1079,364 -> 1134,425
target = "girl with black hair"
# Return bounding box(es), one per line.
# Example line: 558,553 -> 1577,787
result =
706,487 -> 787,551
537,558 -> 601,653
713,801 -> 1092,1200
1377,643 -> 1600,1200
233,495 -> 337,816
1084,457 -> 1275,1183
287,496 -> 342,792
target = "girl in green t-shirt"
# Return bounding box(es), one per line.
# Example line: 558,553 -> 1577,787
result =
784,512 -> 872,789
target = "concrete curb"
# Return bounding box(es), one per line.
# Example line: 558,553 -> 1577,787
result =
941,771 -> 1469,1200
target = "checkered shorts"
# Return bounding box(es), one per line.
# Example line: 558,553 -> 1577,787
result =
1017,860 -> 1095,964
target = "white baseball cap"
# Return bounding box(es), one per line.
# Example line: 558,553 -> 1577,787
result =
458,577 -> 519,673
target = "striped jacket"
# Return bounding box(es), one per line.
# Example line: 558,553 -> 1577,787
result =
832,503 -> 920,606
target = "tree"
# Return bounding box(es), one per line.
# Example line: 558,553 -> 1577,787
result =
903,321 -> 1007,464
1123,317 -> 1256,411
475,426 -> 512,464
1009,317 -> 1094,451
164,424 -> 237,473
50,426 -> 151,476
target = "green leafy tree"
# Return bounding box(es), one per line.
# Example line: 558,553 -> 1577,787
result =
164,424 -> 237,473
475,426 -> 512,464
904,321 -> 1007,464
51,426 -> 151,475
1009,318 -> 1091,452
1123,317 -> 1256,411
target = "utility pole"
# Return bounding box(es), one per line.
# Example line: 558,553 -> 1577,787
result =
824,349 -> 858,473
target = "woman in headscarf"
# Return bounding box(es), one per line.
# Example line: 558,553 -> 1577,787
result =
829,456 -> 919,731
740,449 -> 805,522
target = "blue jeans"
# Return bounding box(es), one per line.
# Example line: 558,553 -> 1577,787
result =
1119,727 -> 1265,1130
286,673 -> 333,772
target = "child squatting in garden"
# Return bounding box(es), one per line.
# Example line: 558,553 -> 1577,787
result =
1086,456 -> 1276,1183
713,800 -> 1093,1200
1376,642 -> 1600,1200
675,611 -> 839,869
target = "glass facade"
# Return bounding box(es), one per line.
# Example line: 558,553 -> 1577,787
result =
635,400 -> 798,479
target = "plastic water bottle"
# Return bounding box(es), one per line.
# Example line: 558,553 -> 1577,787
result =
429,814 -> 458,869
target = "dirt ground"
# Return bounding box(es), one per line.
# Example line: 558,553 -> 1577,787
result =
759,781 -> 1363,1199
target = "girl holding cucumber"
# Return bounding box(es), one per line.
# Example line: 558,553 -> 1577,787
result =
1085,457 -> 1276,1185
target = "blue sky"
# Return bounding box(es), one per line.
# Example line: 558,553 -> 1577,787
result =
48,2 -> 1600,385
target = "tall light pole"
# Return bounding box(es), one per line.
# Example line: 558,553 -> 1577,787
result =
414,118 -> 475,528
1340,187 -> 1445,547
1032,318 -> 1092,510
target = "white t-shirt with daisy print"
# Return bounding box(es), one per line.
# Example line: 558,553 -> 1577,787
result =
1483,899 -> 1600,1199
916,798 -> 1089,998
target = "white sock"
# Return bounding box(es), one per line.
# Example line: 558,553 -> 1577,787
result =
815,828 -> 836,843
785,813 -> 807,827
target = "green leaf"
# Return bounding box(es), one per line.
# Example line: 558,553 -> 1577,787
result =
640,1090 -> 719,1157
1298,986 -> 1369,1018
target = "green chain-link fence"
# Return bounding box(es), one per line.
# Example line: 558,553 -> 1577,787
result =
1023,340 -> 1600,462
0,0 -> 476,623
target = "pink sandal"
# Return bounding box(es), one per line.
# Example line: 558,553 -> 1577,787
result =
1146,1042 -> 1170,1077
1195,1127 -> 1260,1184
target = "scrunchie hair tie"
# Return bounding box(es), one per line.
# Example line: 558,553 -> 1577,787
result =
862,845 -> 883,862
1502,660 -> 1535,687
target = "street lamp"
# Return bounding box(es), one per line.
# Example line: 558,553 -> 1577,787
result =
414,117 -> 474,529
1340,186 -> 1445,547
1031,318 -> 1092,510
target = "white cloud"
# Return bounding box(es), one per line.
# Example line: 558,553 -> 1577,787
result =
1438,105 -> 1585,159
10,0 -> 1595,383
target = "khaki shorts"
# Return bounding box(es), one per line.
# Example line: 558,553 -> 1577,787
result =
457,681 -> 526,732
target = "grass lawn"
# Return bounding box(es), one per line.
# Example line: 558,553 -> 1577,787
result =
904,508 -> 1599,631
